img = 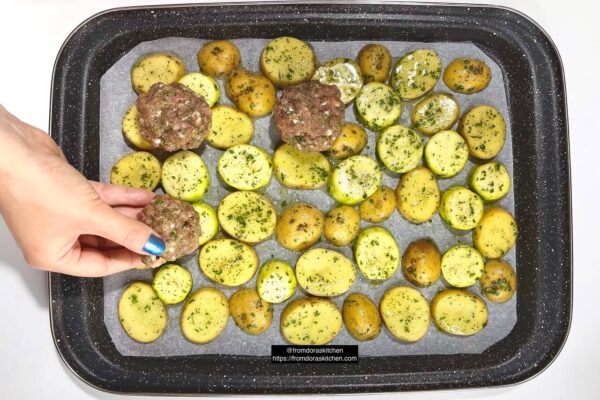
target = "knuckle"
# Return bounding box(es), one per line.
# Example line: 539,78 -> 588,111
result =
122,228 -> 143,250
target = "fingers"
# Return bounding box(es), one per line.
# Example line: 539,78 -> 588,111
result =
89,181 -> 155,206
79,235 -> 121,250
80,208 -> 144,248
114,206 -> 144,219
55,246 -> 145,277
87,205 -> 165,256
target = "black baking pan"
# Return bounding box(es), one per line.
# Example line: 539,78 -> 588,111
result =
49,1 -> 571,394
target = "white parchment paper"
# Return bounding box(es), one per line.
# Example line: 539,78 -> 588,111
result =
100,38 -> 516,357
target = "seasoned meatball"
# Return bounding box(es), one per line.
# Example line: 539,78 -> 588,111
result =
136,82 -> 212,151
274,81 -> 344,152
138,195 -> 200,268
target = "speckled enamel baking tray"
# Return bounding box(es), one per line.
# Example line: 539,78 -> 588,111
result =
48,1 -> 571,394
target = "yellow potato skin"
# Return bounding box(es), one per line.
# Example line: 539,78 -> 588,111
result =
275,203 -> 324,251
459,105 -> 506,160
443,58 -> 491,94
324,206 -> 361,247
229,288 -> 273,335
118,282 -> 168,343
225,68 -> 276,117
198,40 -> 241,77
480,259 -> 517,303
359,186 -> 396,223
206,105 -> 254,149
110,151 -> 161,191
473,206 -> 518,258
431,289 -> 488,336
380,286 -> 430,343
180,287 -> 230,344
343,293 -> 382,341
131,53 -> 186,94
402,239 -> 441,287
122,104 -> 154,150
260,36 -> 316,88
273,144 -> 331,190
280,297 -> 342,345
396,166 -> 440,224
328,123 -> 368,160
357,44 -> 392,83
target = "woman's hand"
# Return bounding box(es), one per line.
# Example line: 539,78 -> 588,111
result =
0,105 -> 166,277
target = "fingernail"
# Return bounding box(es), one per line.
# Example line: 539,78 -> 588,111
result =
143,234 -> 165,256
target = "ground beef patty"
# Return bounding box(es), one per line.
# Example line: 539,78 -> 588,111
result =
138,194 -> 200,268
137,82 -> 212,151
274,81 -> 344,152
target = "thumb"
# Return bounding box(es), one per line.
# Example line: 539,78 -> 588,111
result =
88,205 -> 165,256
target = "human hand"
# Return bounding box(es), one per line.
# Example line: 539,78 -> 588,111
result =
0,105 -> 166,277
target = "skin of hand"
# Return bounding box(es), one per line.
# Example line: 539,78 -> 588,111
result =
0,105 -> 166,277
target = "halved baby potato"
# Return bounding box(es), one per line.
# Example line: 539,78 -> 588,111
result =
217,144 -> 272,190
261,36 -> 316,88
390,48 -> 442,100
328,123 -> 368,160
431,289 -> 488,336
295,248 -> 356,297
198,238 -> 259,286
152,264 -> 192,305
329,155 -> 382,205
441,243 -> 485,288
468,161 -> 511,202
396,166 -> 440,224
217,191 -> 277,244
313,57 -> 363,104
118,282 -> 168,343
122,104 -> 154,150
439,186 -> 484,230
110,151 -> 161,191
161,150 -> 210,202
380,286 -> 430,343
273,143 -> 331,190
206,105 -> 254,150
180,287 -> 229,344
377,125 -> 423,174
281,297 -> 342,345
459,105 -> 506,160
354,227 -> 400,281
256,259 -> 297,304
178,72 -> 220,107
411,92 -> 460,136
443,58 -> 492,94
191,202 -> 219,246
473,206 -> 518,258
131,52 -> 186,94
424,130 -> 469,179
355,82 -> 403,131
225,68 -> 276,117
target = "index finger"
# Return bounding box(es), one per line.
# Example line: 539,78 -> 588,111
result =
56,246 -> 145,277
89,181 -> 155,207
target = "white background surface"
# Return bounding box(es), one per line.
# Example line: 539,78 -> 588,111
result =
0,0 -> 596,398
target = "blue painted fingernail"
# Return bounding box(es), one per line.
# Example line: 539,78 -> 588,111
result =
143,234 -> 165,256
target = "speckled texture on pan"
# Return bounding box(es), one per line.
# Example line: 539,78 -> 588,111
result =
48,2 -> 571,394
